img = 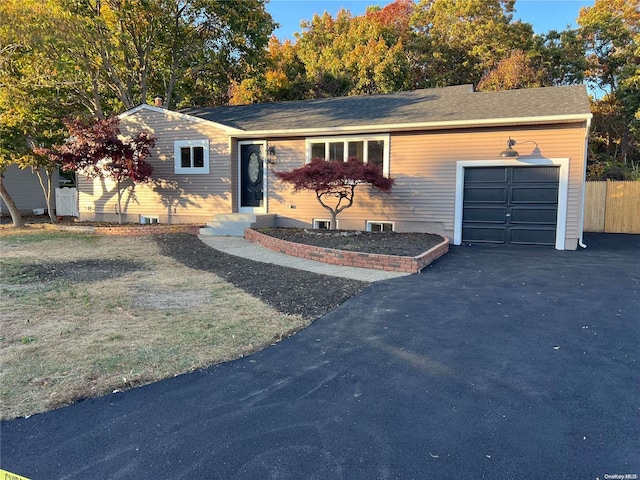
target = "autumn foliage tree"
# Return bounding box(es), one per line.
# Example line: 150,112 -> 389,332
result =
37,117 -> 155,224
477,50 -> 548,91
275,158 -> 394,229
578,0 -> 639,175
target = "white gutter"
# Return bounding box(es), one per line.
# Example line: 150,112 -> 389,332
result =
578,116 -> 592,249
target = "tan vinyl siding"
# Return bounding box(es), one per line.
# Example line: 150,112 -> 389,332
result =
267,123 -> 588,247
78,108 -> 231,224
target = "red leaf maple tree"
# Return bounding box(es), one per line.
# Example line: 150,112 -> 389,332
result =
37,117 -> 155,224
275,157 -> 394,229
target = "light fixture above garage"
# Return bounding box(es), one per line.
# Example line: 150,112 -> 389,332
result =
500,137 -> 519,157
500,138 -> 540,158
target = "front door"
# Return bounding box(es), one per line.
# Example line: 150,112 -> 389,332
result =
239,143 -> 264,211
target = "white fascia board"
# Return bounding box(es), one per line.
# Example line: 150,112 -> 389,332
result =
231,113 -> 593,138
117,104 -> 244,134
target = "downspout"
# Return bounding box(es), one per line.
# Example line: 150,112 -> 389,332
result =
578,117 -> 592,249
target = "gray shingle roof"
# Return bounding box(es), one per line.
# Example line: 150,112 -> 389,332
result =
180,84 -> 591,133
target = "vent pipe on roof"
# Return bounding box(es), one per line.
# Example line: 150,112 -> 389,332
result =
154,97 -> 163,108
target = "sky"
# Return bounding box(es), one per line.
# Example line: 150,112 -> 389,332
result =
266,0 -> 595,40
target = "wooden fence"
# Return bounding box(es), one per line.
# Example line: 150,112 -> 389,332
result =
584,181 -> 640,233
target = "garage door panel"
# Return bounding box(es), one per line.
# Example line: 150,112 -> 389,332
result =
510,208 -> 557,224
464,167 -> 508,183
463,206 -> 507,223
511,186 -> 558,204
508,228 -> 557,245
462,226 -> 505,244
512,166 -> 560,183
463,187 -> 508,203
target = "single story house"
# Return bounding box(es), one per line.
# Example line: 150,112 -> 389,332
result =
79,84 -> 592,249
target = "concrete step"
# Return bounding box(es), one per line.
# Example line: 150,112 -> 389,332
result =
214,213 -> 257,222
199,226 -> 247,237
206,220 -> 254,229
200,213 -> 277,237
252,214 -> 277,228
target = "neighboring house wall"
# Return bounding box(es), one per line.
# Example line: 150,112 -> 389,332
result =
266,122 -> 588,249
77,108 -> 232,224
0,164 -> 57,215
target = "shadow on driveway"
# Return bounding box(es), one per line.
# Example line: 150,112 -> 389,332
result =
1,233 -> 638,479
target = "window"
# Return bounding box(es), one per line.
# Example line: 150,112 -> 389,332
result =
313,219 -> 332,230
174,140 -> 209,174
139,215 -> 159,224
306,135 -> 390,176
366,221 -> 394,232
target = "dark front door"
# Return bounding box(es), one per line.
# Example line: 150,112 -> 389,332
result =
240,144 -> 263,208
462,166 -> 559,246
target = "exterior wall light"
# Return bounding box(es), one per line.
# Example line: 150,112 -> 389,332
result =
500,137 -> 519,157
499,138 -> 540,158
267,145 -> 277,164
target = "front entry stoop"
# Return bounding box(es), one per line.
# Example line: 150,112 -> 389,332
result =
199,213 -> 276,237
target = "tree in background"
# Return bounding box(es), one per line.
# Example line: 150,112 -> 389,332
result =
577,0 -> 639,178
232,1 -> 414,103
477,50 -> 548,91
296,8 -> 411,97
229,37 -> 307,104
0,18 -> 76,226
3,0 -> 276,116
409,0 -> 536,87
275,158 -> 394,229
532,28 -> 586,87
37,118 -> 155,224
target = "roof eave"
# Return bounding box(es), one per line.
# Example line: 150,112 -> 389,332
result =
229,113 -> 593,138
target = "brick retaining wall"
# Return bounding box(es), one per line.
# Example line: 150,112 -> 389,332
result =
245,228 -> 449,274
41,224 -> 201,236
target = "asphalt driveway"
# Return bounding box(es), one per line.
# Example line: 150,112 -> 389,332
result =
1,233 -> 638,479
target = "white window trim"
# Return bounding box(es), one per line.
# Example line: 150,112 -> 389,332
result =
174,139 -> 210,174
454,158 -> 569,250
305,134 -> 390,177
366,220 -> 395,232
139,215 -> 159,224
313,219 -> 332,230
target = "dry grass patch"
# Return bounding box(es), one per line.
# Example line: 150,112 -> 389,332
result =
0,228 -> 308,420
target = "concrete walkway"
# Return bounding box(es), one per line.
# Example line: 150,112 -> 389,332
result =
198,235 -> 410,282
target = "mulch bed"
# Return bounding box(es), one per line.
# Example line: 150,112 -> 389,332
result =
256,228 -> 444,257
154,234 -> 370,320
156,229 -> 444,319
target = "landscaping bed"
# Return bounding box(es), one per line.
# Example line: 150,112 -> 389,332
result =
256,228 -> 444,257
250,228 -> 449,273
